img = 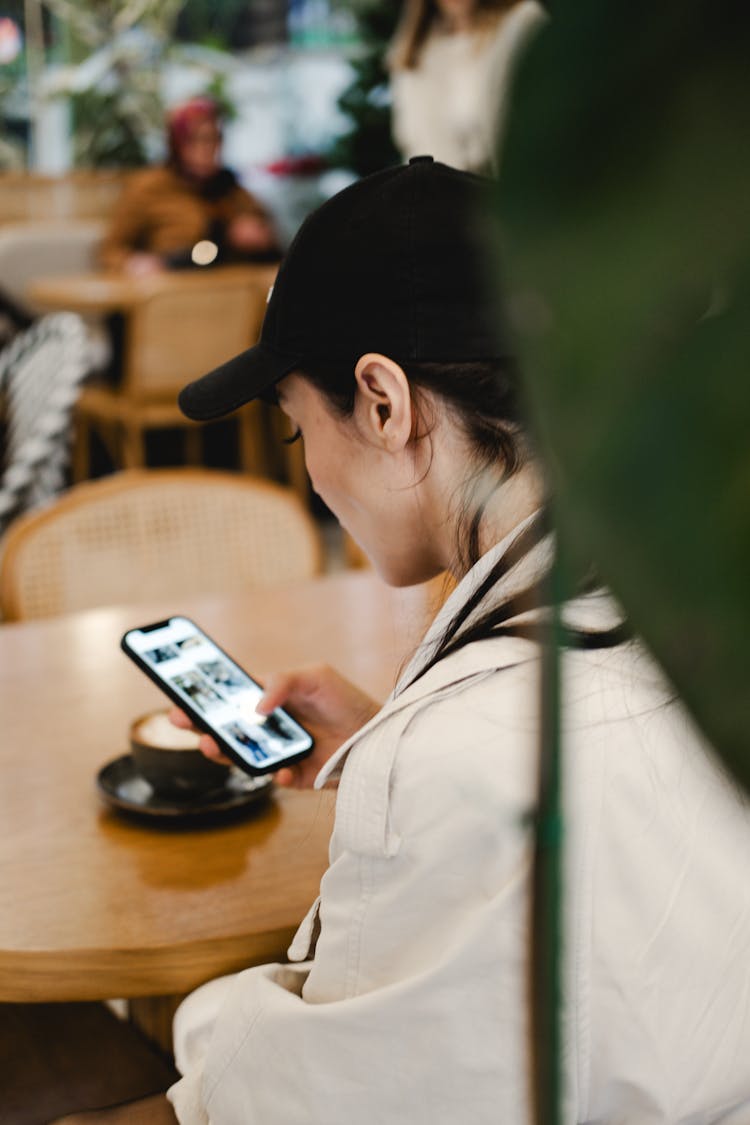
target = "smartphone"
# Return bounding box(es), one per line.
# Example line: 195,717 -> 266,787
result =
121,616 -> 314,777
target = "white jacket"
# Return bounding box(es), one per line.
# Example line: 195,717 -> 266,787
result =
169,527 -> 750,1124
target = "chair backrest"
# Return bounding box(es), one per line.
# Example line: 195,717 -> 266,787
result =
0,468 -> 324,621
0,221 -> 104,313
0,171 -> 128,225
0,313 -> 94,534
122,274 -> 270,402
55,170 -> 129,220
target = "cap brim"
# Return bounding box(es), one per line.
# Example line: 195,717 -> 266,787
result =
178,341 -> 301,421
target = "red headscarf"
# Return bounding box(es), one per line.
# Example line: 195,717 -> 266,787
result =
166,97 -> 222,170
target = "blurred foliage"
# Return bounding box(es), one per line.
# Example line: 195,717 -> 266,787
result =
496,0 -> 750,788
326,0 -> 401,176
43,0 -> 183,53
175,0 -> 288,50
36,0 -> 240,168
0,13 -> 27,167
70,86 -> 156,167
201,72 -> 237,123
41,0 -> 183,166
174,0 -> 251,50
0,59 -> 22,168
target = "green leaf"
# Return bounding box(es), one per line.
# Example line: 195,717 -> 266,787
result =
497,0 -> 750,788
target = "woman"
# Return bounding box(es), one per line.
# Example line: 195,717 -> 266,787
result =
99,97 -> 280,275
59,160 -> 750,1124
389,0 -> 545,173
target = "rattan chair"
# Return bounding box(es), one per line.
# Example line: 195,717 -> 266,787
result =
72,271 -> 275,480
0,468 -> 324,622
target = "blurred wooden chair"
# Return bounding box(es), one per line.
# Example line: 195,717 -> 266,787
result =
53,169 -> 129,221
0,313 -> 95,536
0,170 -> 128,226
0,221 -> 104,316
72,273 -> 272,480
0,468 -> 324,622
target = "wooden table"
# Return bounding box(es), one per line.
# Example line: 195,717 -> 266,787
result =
26,263 -> 278,316
0,571 -> 433,1005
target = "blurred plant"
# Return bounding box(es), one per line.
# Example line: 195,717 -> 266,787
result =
326,0 -> 401,176
0,12 -> 26,167
174,0 -> 250,50
0,81 -> 22,168
495,2 -> 750,1121
498,0 -> 750,790
0,117 -> 24,169
43,0 -> 183,53
39,0 -> 238,167
38,0 -> 181,166
201,71 -> 237,124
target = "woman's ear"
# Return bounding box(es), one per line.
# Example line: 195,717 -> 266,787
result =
353,353 -> 414,452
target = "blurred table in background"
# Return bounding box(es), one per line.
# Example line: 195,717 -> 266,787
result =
26,263 -> 278,317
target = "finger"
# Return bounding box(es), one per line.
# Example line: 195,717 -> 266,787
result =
168,707 -> 194,730
274,766 -> 295,787
257,667 -> 324,714
256,672 -> 302,714
198,734 -> 231,766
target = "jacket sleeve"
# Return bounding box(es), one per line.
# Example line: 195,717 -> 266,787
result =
98,172 -> 152,271
220,184 -> 281,253
168,670 -> 541,1125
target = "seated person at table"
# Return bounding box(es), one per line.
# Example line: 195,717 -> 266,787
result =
57,161 -> 750,1124
99,97 -> 281,276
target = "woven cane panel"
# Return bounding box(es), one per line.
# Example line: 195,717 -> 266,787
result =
8,476 -> 322,620
129,287 -> 261,399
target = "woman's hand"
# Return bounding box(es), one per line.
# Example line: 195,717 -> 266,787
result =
124,252 -> 163,277
227,214 -> 276,252
169,665 -> 380,790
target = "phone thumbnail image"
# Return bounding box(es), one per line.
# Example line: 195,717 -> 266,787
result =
171,670 -> 224,711
223,721 -> 270,763
262,710 -> 298,743
175,634 -> 203,652
197,659 -> 246,694
145,644 -> 179,665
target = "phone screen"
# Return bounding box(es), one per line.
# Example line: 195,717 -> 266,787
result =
122,617 -> 313,773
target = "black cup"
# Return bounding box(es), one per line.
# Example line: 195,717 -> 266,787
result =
130,709 -> 230,799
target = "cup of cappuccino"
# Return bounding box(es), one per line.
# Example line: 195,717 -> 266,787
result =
130,709 -> 230,798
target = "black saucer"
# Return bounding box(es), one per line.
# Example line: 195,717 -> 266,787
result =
97,754 -> 273,825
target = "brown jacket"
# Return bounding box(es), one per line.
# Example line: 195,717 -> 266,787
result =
99,166 -> 276,270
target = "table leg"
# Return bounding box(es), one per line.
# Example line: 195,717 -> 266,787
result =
128,995 -> 185,1058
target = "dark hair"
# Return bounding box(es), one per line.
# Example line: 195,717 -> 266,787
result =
300,357 -> 627,680
302,355 -> 525,571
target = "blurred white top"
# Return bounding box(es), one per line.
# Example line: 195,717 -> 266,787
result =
391,0 -> 546,173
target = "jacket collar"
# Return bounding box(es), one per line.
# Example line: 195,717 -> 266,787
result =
393,509 -> 551,691
316,511 -> 544,787
315,512 -> 624,787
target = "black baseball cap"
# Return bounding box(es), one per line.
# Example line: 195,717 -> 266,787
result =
179,156 -> 508,421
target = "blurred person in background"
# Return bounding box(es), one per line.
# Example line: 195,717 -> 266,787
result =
99,97 -> 281,276
389,0 -> 545,173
